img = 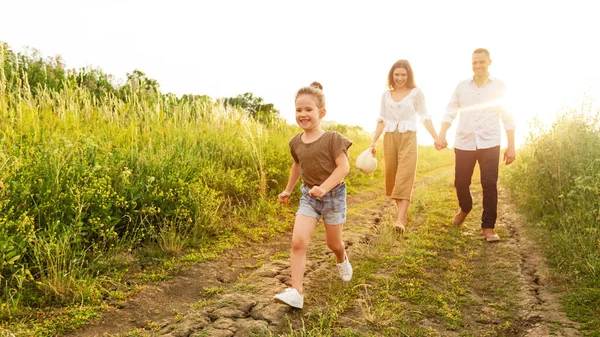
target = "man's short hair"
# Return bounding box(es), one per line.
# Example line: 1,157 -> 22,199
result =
473,48 -> 490,57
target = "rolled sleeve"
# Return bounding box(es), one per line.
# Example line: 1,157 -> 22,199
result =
500,105 -> 516,131
499,86 -> 516,131
442,114 -> 456,124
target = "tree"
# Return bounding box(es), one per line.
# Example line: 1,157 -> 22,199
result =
125,69 -> 160,95
223,92 -> 280,123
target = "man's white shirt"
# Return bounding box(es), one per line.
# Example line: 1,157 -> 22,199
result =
442,75 -> 516,151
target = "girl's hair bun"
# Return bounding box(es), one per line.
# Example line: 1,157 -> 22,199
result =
295,81 -> 326,108
309,81 -> 323,90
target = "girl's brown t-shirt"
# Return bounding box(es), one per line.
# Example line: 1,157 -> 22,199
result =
289,131 -> 352,188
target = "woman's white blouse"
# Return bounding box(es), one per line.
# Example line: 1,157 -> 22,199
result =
377,87 -> 432,133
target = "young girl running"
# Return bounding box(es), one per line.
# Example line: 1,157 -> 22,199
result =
273,82 -> 353,309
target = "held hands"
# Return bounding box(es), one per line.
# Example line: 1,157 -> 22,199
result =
278,191 -> 291,203
434,135 -> 448,151
308,186 -> 327,199
504,147 -> 516,165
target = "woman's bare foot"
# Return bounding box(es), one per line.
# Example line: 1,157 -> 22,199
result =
394,220 -> 406,233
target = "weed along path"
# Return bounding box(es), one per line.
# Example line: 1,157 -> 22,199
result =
65,162 -> 581,337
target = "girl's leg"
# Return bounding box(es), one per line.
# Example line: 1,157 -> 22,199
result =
290,215 -> 318,294
324,222 -> 353,282
324,223 -> 345,263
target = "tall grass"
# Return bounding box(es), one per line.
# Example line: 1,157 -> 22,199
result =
504,107 -> 600,333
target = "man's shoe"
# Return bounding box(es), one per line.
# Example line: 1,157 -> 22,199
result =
337,254 -> 353,282
274,288 -> 304,309
452,210 -> 469,225
482,228 -> 501,242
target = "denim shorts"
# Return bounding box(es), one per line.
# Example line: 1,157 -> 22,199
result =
296,182 -> 347,225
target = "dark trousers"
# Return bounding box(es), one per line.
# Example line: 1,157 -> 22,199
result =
454,146 -> 500,228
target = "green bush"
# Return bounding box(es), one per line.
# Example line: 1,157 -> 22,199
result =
504,109 -> 600,332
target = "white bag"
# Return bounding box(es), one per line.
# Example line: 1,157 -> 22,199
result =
355,148 -> 377,174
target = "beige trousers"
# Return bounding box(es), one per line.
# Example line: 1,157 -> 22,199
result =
383,130 -> 417,200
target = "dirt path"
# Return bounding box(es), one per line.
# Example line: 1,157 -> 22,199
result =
495,189 -> 580,337
63,235 -> 292,337
65,179 -> 582,336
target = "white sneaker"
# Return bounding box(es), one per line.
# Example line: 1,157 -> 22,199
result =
337,254 -> 353,282
273,288 -> 304,309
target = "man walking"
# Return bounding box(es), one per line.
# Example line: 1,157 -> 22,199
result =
435,48 -> 516,242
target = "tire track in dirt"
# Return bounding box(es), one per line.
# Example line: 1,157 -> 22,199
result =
436,187 -> 582,337
497,187 -> 581,337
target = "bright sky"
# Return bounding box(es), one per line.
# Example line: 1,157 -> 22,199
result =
2,0 -> 599,148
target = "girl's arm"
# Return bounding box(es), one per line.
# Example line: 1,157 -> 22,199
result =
278,162 -> 300,203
